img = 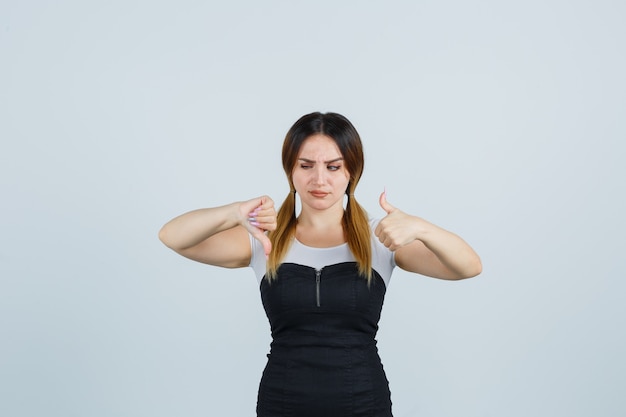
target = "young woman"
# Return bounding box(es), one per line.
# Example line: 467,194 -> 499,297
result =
159,112 -> 482,417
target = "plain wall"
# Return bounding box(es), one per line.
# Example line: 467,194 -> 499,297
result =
1,1 -> 624,416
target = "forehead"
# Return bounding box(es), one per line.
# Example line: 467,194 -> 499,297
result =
297,134 -> 342,159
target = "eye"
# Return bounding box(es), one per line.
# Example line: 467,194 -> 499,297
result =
300,164 -> 313,169
328,165 -> 341,171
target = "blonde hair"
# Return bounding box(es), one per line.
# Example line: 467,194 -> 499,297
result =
267,112 -> 372,282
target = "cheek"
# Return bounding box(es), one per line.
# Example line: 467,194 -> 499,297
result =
342,171 -> 351,185
337,174 -> 350,191
291,171 -> 308,188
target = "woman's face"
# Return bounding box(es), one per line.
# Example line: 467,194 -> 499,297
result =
292,134 -> 350,212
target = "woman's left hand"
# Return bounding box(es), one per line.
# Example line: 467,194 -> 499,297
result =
374,191 -> 422,251
374,190 -> 482,279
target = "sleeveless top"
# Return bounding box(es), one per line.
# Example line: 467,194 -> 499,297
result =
249,219 -> 395,286
249,219 -> 396,417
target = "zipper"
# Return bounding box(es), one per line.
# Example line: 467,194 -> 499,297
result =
315,268 -> 322,307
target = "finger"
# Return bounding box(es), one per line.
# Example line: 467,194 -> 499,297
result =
253,197 -> 266,214
258,195 -> 274,211
247,198 -> 275,223
259,234 -> 272,258
249,220 -> 276,232
382,236 -> 398,251
379,189 -> 395,214
257,220 -> 277,232
248,210 -> 277,230
250,228 -> 272,258
374,220 -> 382,238
247,195 -> 272,211
252,206 -> 275,218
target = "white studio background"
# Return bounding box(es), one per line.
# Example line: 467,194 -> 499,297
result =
1,1 -> 624,416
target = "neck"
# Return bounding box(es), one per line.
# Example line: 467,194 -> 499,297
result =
297,204 -> 344,229
296,202 -> 346,247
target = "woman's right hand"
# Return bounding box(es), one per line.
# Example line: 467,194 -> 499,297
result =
239,196 -> 277,258
159,195 -> 276,267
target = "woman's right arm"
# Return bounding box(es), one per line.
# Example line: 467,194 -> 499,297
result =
158,196 -> 276,268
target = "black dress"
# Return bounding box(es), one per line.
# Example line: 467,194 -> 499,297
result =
257,262 -> 393,417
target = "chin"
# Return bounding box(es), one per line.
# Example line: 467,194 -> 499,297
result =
305,199 -> 342,211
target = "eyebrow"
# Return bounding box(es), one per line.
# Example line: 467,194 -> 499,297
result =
298,157 -> 344,164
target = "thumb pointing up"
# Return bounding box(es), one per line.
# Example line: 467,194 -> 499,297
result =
379,189 -> 396,214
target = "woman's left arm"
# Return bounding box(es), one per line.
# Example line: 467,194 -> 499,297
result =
374,192 -> 482,280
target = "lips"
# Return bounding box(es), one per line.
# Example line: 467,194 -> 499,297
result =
310,190 -> 329,198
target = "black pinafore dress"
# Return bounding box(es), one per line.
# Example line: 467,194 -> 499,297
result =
256,262 -> 393,417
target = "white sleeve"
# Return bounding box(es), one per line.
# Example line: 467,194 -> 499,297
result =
369,219 -> 396,286
248,233 -> 267,285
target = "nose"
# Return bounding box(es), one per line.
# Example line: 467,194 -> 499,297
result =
312,166 -> 327,185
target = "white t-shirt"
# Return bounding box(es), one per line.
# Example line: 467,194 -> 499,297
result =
249,219 -> 396,286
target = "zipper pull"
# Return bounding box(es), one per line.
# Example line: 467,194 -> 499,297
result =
315,268 -> 322,307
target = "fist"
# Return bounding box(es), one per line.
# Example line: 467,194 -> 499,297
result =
240,196 -> 276,257
374,190 -> 418,251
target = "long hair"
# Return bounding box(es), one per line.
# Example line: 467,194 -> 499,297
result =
267,112 -> 372,281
